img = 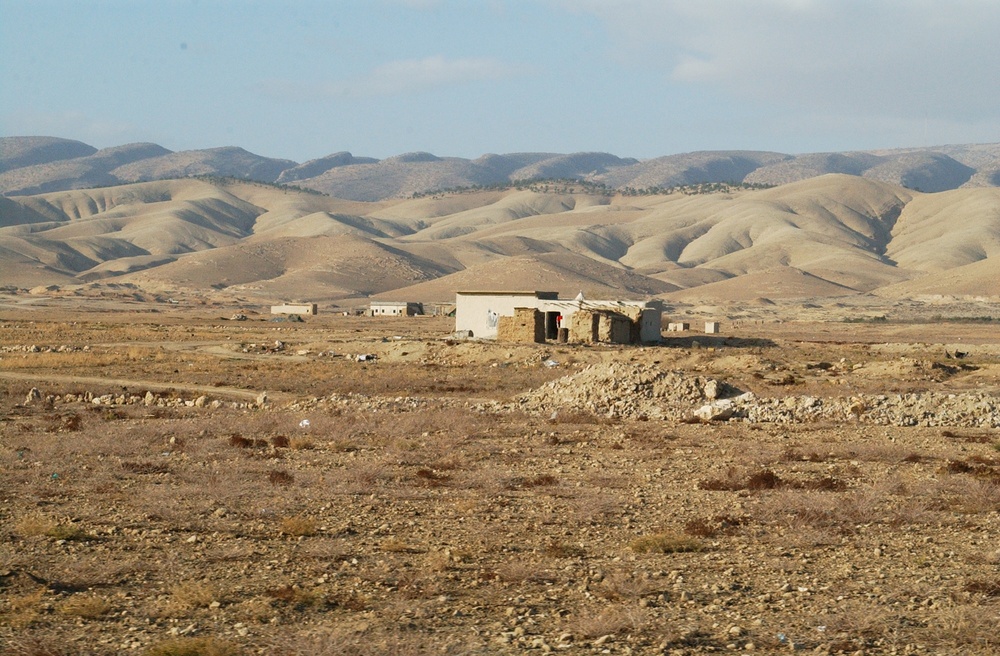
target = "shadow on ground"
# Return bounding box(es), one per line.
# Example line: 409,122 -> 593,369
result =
659,336 -> 777,349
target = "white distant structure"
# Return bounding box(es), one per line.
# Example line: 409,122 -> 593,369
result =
667,322 -> 690,332
454,291 -> 663,344
705,321 -> 721,334
369,301 -> 423,317
271,303 -> 317,316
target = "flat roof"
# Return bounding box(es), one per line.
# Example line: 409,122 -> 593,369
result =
456,291 -> 559,298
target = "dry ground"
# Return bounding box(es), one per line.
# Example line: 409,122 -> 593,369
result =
2,298 -> 1000,655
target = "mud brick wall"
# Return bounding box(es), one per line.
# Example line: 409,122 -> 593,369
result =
598,313 -> 633,343
497,308 -> 545,343
569,310 -> 599,343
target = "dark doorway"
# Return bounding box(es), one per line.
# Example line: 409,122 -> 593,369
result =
545,312 -> 559,340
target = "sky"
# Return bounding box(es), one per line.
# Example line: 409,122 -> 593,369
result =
2,0 -> 999,163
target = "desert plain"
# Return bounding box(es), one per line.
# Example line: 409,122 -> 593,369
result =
2,289 -> 1000,656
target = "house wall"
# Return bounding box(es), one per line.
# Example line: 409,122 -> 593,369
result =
568,310 -> 599,343
497,308 -> 545,343
271,304 -> 317,315
370,302 -> 423,316
598,313 -> 633,343
455,292 -> 663,343
455,292 -> 556,339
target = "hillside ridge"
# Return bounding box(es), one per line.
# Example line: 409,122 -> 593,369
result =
3,136 -> 1000,201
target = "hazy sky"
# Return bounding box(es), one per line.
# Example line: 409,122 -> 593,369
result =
2,0 -> 998,162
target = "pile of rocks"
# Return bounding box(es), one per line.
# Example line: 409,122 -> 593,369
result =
288,392 -> 436,414
736,390 -> 1000,428
24,387 -> 229,409
1,344 -> 85,353
512,363 -> 737,420
511,363 -> 1000,428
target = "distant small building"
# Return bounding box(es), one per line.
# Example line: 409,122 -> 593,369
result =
667,322 -> 690,332
705,321 -> 721,334
369,301 -> 423,317
454,291 -> 662,344
271,303 -> 317,316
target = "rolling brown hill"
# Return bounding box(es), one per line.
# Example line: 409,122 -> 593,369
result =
5,136 -> 1000,202
3,173 -> 1000,305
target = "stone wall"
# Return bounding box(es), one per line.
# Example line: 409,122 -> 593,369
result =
497,308 -> 545,343
598,313 -> 633,344
569,310 -> 599,343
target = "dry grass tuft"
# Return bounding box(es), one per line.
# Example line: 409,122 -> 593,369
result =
278,515 -> 317,537
699,468 -> 845,492
3,637 -> 69,656
684,514 -> 747,538
168,581 -> 220,611
289,436 -> 315,450
506,473 -> 559,489
1,587 -> 47,628
15,515 -> 91,541
570,606 -> 647,639
963,578 -> 1000,597
14,515 -> 57,538
144,637 -> 240,656
57,594 -> 112,619
265,585 -> 325,610
267,470 -> 295,486
630,532 -> 702,554
413,468 -> 451,487
121,460 -> 170,474
496,561 -> 557,584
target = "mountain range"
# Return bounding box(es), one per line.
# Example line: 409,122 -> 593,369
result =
3,144 -> 1000,306
3,136 -> 1000,201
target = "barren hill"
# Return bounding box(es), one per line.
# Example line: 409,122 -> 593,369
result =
3,173 -> 1000,304
0,136 -> 97,174
4,136 -> 1000,201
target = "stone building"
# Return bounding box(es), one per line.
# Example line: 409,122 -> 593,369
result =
454,291 -> 662,344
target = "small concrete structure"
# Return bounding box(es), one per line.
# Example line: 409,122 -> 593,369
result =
667,322 -> 690,332
271,303 -> 317,316
704,321 -> 721,334
369,301 -> 423,317
455,291 -> 662,344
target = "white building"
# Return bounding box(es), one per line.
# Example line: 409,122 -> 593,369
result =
369,301 -> 423,317
454,291 -> 663,343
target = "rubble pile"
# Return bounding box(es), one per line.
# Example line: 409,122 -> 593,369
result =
513,363 -> 736,420
739,390 -> 1000,428
513,363 -> 1000,428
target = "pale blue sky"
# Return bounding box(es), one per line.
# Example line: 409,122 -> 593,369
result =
2,0 -> 998,162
